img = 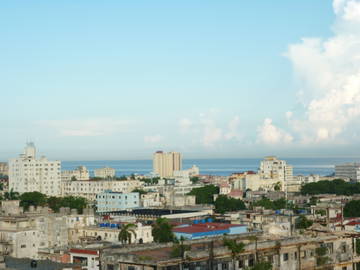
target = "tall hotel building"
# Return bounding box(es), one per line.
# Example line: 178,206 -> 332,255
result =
9,143 -> 61,196
153,151 -> 182,178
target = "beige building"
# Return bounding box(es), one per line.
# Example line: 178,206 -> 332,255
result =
259,156 -> 293,183
94,167 -> 116,179
69,223 -> 153,244
62,166 -> 90,181
153,151 -> 182,178
8,143 -> 62,196
61,179 -> 142,200
0,163 -> 8,176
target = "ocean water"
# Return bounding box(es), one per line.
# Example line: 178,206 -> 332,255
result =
61,157 -> 360,177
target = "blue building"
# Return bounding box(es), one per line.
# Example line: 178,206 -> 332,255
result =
96,190 -> 140,213
173,221 -> 248,240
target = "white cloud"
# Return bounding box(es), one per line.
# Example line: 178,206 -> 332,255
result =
144,135 -> 163,144
285,0 -> 360,144
224,116 -> 242,140
179,118 -> 192,133
257,118 -> 293,145
39,118 -> 129,137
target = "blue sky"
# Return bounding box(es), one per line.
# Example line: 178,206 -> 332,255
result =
2,0 -> 360,160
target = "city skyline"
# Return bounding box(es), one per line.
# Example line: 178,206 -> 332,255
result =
2,0 -> 360,160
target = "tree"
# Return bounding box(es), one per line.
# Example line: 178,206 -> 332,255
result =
152,217 -> 175,243
187,185 -> 219,204
190,176 -> 200,184
60,196 -> 87,214
301,179 -> 359,195
20,191 -> 47,211
295,215 -> 313,229
274,182 -> 281,191
214,195 -> 246,214
132,188 -> 147,195
47,196 -> 64,213
71,176 -> 77,181
4,188 -> 20,200
170,237 -> 190,258
118,223 -> 136,244
223,238 -> 245,270
253,197 -> 288,210
343,200 -> 360,217
246,261 -> 272,270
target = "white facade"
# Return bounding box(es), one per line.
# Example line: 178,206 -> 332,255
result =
335,163 -> 360,181
96,191 -> 140,212
9,143 -> 61,196
62,166 -> 89,181
259,156 -> 293,183
153,151 -> 182,178
94,167 -> 116,179
62,180 -> 142,201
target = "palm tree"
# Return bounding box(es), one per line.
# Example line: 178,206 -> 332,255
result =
4,189 -> 19,200
223,238 -> 245,270
118,223 -> 136,244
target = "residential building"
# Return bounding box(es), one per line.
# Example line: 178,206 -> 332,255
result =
70,248 -> 100,270
94,167 -> 116,179
259,156 -> 293,182
153,151 -> 182,178
100,231 -> 359,270
96,191 -> 140,213
62,166 -> 89,181
335,162 -> 360,181
0,162 -> 8,176
61,179 -> 142,201
8,143 -> 61,196
69,223 -> 153,244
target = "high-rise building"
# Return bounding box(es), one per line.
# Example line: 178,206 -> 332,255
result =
8,143 -> 61,196
259,156 -> 293,182
335,163 -> 360,182
153,151 -> 182,178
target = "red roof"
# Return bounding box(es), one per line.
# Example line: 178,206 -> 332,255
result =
173,223 -> 245,234
345,220 -> 360,226
70,249 -> 98,256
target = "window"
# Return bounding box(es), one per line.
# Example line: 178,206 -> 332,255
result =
283,253 -> 289,261
221,263 -> 228,270
238,260 -> 244,268
127,267 -> 135,270
21,245 -> 26,248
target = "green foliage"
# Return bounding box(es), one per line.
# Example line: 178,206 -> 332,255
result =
116,175 -> 128,180
344,200 -> 360,217
356,239 -> 360,255
253,197 -> 289,210
190,176 -> 200,184
315,209 -> 326,216
140,177 -> 159,185
170,238 -> 191,258
20,192 -> 47,210
295,215 -> 313,229
47,196 -> 63,212
274,182 -> 281,191
4,189 -> 19,200
132,188 -> 147,195
60,196 -> 87,214
223,238 -> 245,259
187,185 -> 219,204
71,176 -> 77,181
118,223 -> 136,244
315,246 -> 329,266
246,261 -> 272,270
300,179 -> 358,195
309,196 -> 318,205
214,195 -> 246,214
152,217 -> 175,243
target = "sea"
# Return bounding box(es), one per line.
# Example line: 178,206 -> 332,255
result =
61,157 -> 360,177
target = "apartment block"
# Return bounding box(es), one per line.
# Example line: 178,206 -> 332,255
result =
96,191 -> 140,212
153,151 -> 182,178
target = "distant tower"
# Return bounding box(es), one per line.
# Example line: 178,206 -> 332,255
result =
153,151 -> 182,178
24,142 -> 36,158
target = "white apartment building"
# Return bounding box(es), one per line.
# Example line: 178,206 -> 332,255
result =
62,166 -> 90,181
96,191 -> 140,213
153,151 -> 182,178
62,180 -> 142,201
9,143 -> 61,196
94,167 -> 116,179
259,156 -> 293,183
335,163 -> 360,182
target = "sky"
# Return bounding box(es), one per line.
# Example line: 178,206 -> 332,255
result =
1,0 -> 360,160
